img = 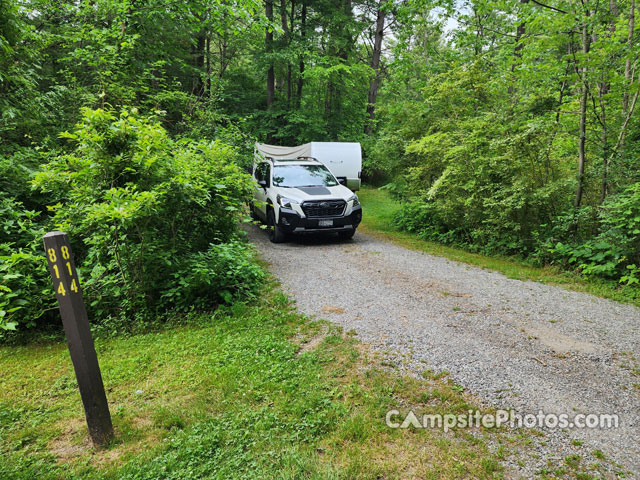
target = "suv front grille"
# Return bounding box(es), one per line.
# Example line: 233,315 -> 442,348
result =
302,200 -> 346,218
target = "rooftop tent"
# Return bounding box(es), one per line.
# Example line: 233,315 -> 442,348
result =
255,143 -> 313,160
254,142 -> 362,190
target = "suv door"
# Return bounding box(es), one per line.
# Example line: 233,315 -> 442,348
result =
253,162 -> 270,221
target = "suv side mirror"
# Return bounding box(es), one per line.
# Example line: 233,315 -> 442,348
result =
337,177 -> 347,186
258,180 -> 267,189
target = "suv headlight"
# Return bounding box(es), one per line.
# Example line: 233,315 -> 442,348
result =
277,195 -> 299,209
347,194 -> 360,207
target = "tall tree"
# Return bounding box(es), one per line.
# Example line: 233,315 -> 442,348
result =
508,0 -> 529,95
266,0 -> 275,109
297,1 -> 307,107
623,0 -> 635,114
365,0 -> 387,134
575,6 -> 591,208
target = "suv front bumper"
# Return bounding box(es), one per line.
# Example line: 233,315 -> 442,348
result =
278,205 -> 362,234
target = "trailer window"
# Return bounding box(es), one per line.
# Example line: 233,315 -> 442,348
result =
272,164 -> 338,187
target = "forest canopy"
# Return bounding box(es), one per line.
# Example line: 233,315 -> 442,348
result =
1,0 -> 640,334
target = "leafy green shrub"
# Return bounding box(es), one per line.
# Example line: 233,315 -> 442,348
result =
162,240 -> 265,309
146,89 -> 193,135
599,183 -> 640,264
543,183 -> 640,285
547,240 -> 624,279
0,197 -> 54,331
394,200 -> 462,243
30,107 -> 261,325
0,150 -> 43,205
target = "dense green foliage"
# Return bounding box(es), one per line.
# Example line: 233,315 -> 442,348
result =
0,0 -> 273,335
36,109 -> 263,318
2,0 -> 640,334
369,0 -> 640,288
0,195 -> 51,331
2,108 -> 263,333
0,0 -> 393,335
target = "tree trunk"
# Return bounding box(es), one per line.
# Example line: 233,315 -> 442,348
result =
206,35 -> 211,97
599,0 -> 617,202
555,47 -> 572,124
601,110 -> 608,203
623,0 -> 635,114
193,32 -> 206,96
296,2 -> 306,107
472,5 -> 483,56
218,34 -> 230,79
575,15 -> 591,208
365,0 -> 386,134
217,8 -> 229,79
327,0 -> 353,133
509,0 -> 530,94
266,0 -> 275,109
325,80 -> 334,121
287,65 -> 292,108
289,0 -> 296,108
281,0 -> 291,108
280,0 -> 289,34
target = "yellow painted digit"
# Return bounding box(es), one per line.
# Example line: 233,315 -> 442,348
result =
70,279 -> 78,293
57,282 -> 66,296
66,262 -> 73,276
52,264 -> 60,279
47,248 -> 57,262
61,246 -> 70,260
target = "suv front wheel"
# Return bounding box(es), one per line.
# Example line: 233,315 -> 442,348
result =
267,209 -> 286,243
338,228 -> 356,240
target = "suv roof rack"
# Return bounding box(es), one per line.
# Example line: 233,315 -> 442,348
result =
260,156 -> 319,163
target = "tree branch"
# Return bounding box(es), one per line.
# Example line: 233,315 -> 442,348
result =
530,0 -> 568,14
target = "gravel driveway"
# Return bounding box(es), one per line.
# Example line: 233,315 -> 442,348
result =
246,226 -> 640,477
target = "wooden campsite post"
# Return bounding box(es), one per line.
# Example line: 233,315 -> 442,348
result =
43,231 -> 114,446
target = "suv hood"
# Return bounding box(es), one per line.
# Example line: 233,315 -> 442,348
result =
275,184 -> 354,202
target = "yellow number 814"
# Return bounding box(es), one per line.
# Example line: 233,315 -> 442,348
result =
48,246 -> 70,263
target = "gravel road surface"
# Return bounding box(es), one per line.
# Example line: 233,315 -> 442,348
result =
246,226 -> 640,477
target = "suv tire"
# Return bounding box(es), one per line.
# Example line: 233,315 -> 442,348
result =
338,229 -> 356,240
268,209 -> 286,243
249,202 -> 260,221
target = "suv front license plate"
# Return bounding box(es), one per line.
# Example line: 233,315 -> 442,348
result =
318,219 -> 333,227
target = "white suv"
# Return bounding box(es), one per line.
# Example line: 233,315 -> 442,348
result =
251,158 -> 362,243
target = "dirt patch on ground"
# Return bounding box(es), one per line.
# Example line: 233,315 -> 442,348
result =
520,323 -> 600,354
48,418 -> 89,464
321,305 -> 345,314
298,327 -> 328,354
48,416 -> 148,467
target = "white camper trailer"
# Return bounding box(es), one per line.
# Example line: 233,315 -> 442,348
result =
255,142 -> 361,191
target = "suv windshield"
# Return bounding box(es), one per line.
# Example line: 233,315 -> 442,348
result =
272,164 -> 338,187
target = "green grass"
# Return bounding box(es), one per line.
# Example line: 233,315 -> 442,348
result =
1,289 -> 508,480
358,186 -> 639,306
